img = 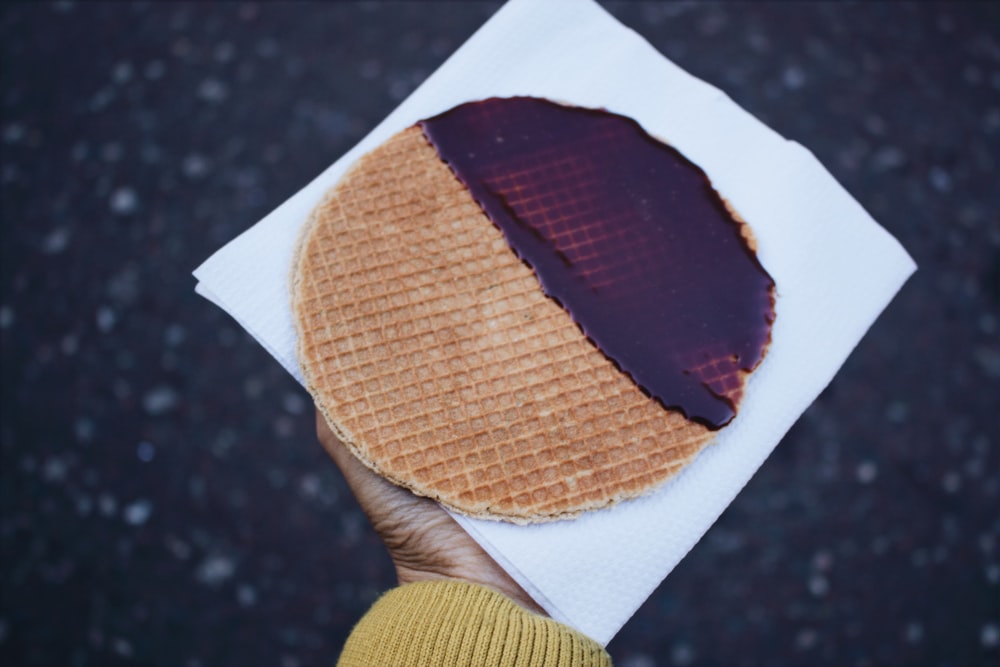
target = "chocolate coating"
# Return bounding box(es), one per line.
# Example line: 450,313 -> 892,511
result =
421,97 -> 774,428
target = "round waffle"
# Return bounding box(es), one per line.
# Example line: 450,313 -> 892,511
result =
292,119 -> 758,522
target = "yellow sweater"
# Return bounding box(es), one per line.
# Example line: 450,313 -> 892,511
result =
338,580 -> 613,666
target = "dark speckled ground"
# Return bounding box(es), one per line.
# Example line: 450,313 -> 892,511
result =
1,2 -> 997,666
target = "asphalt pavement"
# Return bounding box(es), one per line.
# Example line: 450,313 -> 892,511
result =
1,2 -> 997,666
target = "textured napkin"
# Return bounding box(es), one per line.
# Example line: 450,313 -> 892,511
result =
193,0 -> 916,645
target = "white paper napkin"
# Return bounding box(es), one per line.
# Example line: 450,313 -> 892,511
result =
194,0 -> 916,645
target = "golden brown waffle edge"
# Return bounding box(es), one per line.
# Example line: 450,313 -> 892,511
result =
291,125 -> 721,523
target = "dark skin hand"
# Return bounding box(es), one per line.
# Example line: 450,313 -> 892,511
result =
315,410 -> 545,615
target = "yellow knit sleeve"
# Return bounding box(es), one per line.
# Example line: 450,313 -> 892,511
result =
337,580 -> 613,667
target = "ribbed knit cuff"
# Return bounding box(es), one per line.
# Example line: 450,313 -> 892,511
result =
337,580 -> 612,667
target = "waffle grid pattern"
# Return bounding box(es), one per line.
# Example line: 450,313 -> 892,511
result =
680,345 -> 746,407
292,126 -> 714,522
482,133 -> 661,297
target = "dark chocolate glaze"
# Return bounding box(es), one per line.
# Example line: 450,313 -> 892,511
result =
420,97 -> 775,429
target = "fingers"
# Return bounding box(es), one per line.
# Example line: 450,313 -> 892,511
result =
313,409 -> 543,613
314,410 -> 358,473
314,409 -> 419,520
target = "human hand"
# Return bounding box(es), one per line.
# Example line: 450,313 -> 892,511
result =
315,410 -> 544,615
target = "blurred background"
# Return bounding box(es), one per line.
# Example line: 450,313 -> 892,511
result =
1,1 -> 997,666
